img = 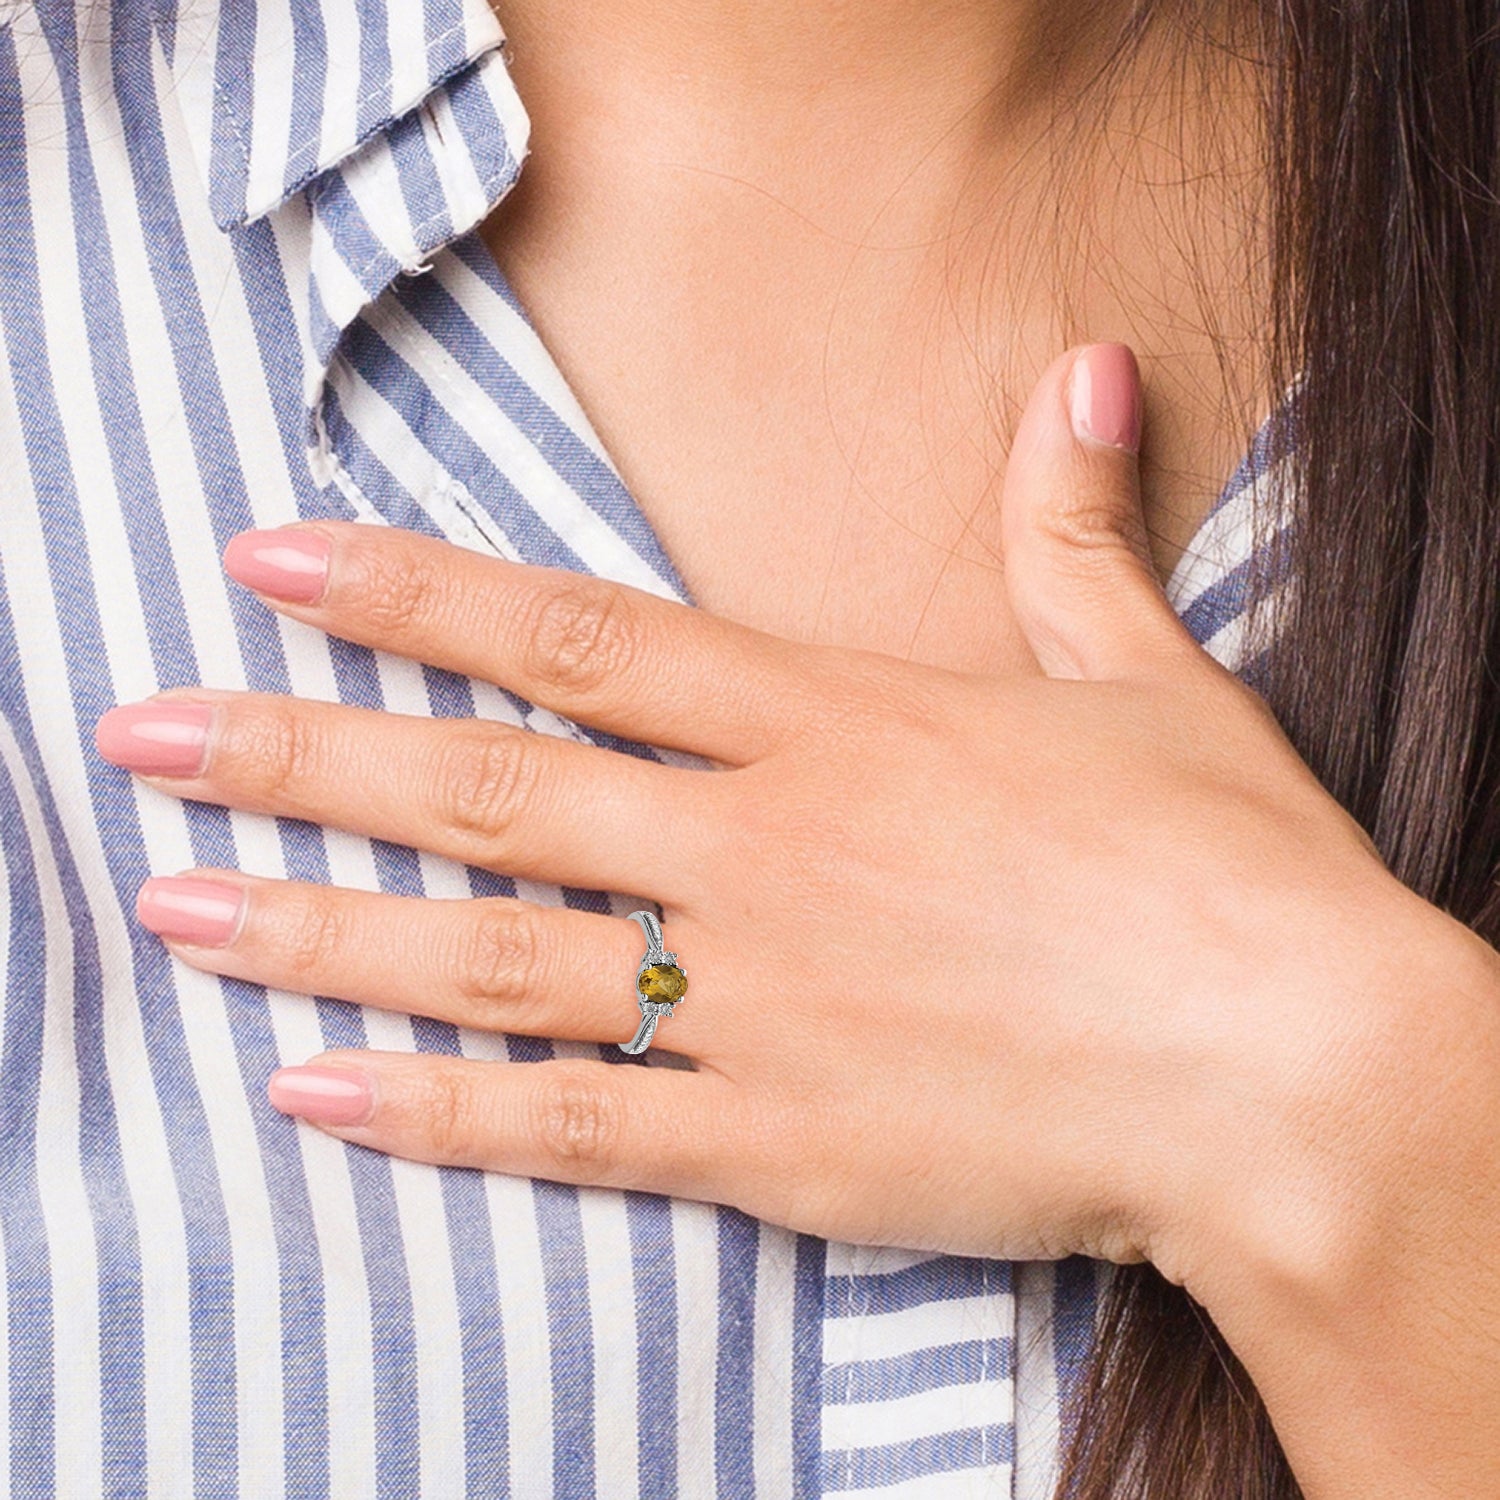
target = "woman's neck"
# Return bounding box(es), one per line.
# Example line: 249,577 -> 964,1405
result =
490,0 -> 1149,198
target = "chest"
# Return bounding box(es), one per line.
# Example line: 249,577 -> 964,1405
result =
479,189 -> 1258,679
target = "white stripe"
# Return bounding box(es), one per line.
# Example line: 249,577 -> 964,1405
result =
753,1223 -> 801,1498
1010,1261 -> 1061,1500
309,202 -> 384,358
822,1377 -> 1014,1452
387,0 -> 433,115
672,1197 -> 723,1495
824,1244 -> 945,1279
165,0 -> 226,212
317,0 -> 364,180
245,0 -> 297,216
1165,457 -> 1286,611
459,0 -> 507,57
484,1167 -> 558,1500
0,721 -> 102,1500
11,21 -> 195,1492
322,354 -> 524,559
1201,574 -> 1293,673
823,1293 -> 1013,1368
579,1189 -> 642,1500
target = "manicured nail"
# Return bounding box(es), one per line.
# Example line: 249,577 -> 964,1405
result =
137,876 -> 246,947
1069,343 -> 1142,453
268,1066 -> 375,1127
95,702 -> 213,776
223,527 -> 331,605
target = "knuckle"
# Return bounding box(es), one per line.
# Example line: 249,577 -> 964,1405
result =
1038,497 -> 1137,566
231,701 -> 320,801
276,886 -> 350,980
533,1066 -> 621,1174
454,899 -> 548,1009
523,581 -> 640,698
419,1069 -> 490,1164
435,727 -> 542,845
355,546 -> 439,637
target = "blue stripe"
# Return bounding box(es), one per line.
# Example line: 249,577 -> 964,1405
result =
715,1209 -> 759,1493
284,0 -> 331,197
356,0 -> 394,145
1052,1256 -> 1101,1456
821,1424 -> 1016,1491
533,1179 -> 596,1499
825,1256 -> 998,1320
206,0 -> 257,228
423,0 -> 469,74
791,1233 -> 826,1498
824,1336 -> 1014,1405
388,91 -> 451,249
0,652 -> 56,1497
626,1190 -> 679,1496
1180,523 -> 1294,645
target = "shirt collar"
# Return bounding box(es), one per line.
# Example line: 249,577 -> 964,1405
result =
160,0 -> 532,467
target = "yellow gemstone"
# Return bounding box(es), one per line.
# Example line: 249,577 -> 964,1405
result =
637,963 -> 687,1004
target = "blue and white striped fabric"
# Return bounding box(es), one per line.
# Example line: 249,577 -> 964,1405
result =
0,2 -> 1292,1495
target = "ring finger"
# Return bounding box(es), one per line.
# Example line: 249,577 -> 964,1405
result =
137,869 -> 717,1057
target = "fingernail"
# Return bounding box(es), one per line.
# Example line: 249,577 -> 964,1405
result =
223,527 -> 331,605
95,702 -> 213,777
137,876 -> 247,947
1069,343 -> 1142,453
268,1066 -> 375,1127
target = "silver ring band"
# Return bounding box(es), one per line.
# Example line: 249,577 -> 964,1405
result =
619,909 -> 687,1055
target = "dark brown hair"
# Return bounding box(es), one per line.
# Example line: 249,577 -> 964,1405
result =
1053,0 -> 1500,1494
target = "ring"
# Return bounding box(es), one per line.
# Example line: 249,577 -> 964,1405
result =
618,909 -> 688,1055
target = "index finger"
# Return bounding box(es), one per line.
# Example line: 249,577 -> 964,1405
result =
223,521 -> 865,766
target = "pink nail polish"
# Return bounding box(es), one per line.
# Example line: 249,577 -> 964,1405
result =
1069,343 -> 1142,453
95,702 -> 213,776
223,527 -> 331,605
137,876 -> 246,947
268,1066 -> 374,1126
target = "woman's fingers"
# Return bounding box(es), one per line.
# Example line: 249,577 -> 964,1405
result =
97,690 -> 723,905
269,1050 -> 743,1202
138,870 -> 712,1054
222,521 -> 878,766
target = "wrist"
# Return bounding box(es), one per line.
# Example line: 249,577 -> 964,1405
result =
1186,882 -> 1500,1495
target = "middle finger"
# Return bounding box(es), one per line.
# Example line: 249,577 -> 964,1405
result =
96,688 -> 721,907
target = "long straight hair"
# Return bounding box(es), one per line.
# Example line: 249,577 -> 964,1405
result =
1054,0 -> 1500,1493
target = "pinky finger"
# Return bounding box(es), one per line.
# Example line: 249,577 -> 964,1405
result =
268,1049 -> 743,1201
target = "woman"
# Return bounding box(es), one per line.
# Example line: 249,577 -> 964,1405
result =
4,0 -> 1497,1496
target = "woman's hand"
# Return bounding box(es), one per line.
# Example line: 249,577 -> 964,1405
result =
93,343 -> 1496,1321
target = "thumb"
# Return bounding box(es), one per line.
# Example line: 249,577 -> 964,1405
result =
1001,342 -> 1199,681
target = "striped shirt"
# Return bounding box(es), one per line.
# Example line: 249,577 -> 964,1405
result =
0,2 -> 1289,1495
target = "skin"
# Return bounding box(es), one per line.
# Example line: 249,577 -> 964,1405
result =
480,0 -> 1272,674
93,2 -> 1500,1490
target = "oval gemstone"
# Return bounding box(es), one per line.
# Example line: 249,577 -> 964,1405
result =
637,963 -> 687,1004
